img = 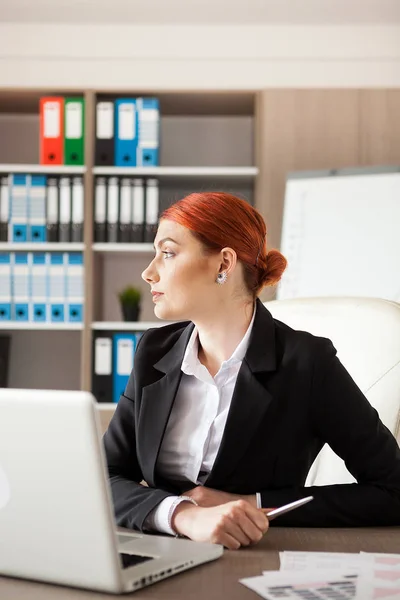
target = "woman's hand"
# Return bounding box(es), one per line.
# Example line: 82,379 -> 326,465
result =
171,499 -> 269,550
185,485 -> 257,508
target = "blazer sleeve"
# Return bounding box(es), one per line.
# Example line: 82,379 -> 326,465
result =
259,340 -> 400,527
102,338 -> 175,532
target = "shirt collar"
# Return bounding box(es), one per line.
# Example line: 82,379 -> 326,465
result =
181,305 -> 256,377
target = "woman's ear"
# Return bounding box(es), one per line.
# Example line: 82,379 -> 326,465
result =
219,247 -> 237,276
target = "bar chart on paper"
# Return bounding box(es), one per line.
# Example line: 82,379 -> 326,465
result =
277,170 -> 400,302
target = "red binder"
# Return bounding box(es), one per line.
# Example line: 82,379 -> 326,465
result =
40,97 -> 64,165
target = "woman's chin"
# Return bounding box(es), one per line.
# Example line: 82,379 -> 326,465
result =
154,304 -> 171,321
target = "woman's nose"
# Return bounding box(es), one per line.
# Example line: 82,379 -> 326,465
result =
141,260 -> 159,284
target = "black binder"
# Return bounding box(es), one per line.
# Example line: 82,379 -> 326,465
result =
131,178 -> 145,243
46,177 -> 59,242
94,177 -> 107,243
95,98 -> 115,166
92,331 -> 113,404
118,178 -> 131,243
0,335 -> 11,387
0,176 -> 9,242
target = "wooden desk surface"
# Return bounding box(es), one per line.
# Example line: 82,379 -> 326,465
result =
1,527 -> 399,600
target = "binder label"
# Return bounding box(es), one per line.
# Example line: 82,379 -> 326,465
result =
44,102 -> 60,138
95,179 -> 106,223
120,180 -> 131,224
119,103 -> 135,140
97,102 -> 114,139
132,180 -> 144,224
117,338 -> 134,375
138,108 -> 158,149
47,179 -> 58,225
66,102 -> 82,139
95,338 -> 112,375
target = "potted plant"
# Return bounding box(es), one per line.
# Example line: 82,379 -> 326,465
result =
118,285 -> 142,322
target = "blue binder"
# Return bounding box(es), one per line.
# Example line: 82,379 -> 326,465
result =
13,252 -> 29,321
115,99 -> 137,166
112,333 -> 136,403
0,253 -> 12,321
29,175 -> 47,242
136,97 -> 160,166
31,252 -> 48,322
49,252 -> 65,322
10,174 -> 29,242
66,252 -> 84,322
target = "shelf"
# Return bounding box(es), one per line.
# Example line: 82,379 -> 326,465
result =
91,321 -> 172,330
92,166 -> 258,178
0,243 -> 85,252
96,403 -> 117,411
0,322 -> 83,331
0,164 -> 86,174
93,243 -> 154,253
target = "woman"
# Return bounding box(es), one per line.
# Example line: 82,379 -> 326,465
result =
103,192 -> 400,550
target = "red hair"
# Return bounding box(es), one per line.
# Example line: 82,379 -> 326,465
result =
161,192 -> 287,296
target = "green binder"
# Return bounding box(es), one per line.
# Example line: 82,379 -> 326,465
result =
64,97 -> 85,165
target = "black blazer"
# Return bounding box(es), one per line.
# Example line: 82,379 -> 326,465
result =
103,299 -> 400,532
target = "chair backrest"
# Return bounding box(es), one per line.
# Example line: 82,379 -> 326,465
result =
264,297 -> 400,486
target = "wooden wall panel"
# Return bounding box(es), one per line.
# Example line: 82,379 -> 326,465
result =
255,90 -> 359,251
359,90 -> 400,166
254,89 -> 400,302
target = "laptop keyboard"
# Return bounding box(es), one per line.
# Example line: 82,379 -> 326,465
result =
119,553 -> 154,570
117,533 -> 142,545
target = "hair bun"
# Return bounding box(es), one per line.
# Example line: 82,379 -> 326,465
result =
258,249 -> 288,288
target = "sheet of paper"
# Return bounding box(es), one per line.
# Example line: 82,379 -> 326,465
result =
240,570 -> 358,600
278,551 -> 368,573
361,553 -> 400,569
357,575 -> 400,600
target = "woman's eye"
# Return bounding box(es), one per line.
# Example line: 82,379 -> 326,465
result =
162,251 -> 174,259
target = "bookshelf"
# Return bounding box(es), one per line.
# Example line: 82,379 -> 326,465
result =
0,322 -> 83,331
92,243 -> 154,253
0,243 -> 85,251
0,165 -> 86,174
0,88 -> 260,397
92,166 -> 258,178
92,321 -> 172,330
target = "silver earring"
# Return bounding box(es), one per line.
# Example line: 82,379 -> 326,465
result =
216,272 -> 227,284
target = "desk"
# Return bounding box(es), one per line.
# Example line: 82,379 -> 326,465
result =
1,527 -> 399,600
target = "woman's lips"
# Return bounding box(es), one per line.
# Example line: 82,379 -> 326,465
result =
152,292 -> 164,302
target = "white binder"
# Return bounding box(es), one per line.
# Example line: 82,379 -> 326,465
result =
107,176 -> 119,243
145,178 -> 159,243
0,175 -> 9,242
131,178 -> 144,243
71,176 -> 84,242
59,177 -> 71,243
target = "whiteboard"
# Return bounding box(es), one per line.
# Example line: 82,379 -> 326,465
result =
277,172 -> 400,301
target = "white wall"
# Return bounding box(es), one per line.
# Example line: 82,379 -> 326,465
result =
0,24 -> 400,89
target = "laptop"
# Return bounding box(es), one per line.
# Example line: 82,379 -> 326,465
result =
0,388 -> 223,593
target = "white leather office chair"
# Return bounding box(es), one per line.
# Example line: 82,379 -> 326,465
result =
264,297 -> 400,487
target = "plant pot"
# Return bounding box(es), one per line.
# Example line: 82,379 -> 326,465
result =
121,303 -> 140,322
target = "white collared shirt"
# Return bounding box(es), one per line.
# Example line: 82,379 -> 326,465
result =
145,307 -> 261,535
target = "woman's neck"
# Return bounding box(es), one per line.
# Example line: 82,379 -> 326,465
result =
195,300 -> 255,378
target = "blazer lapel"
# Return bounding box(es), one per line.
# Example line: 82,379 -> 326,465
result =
206,299 -> 277,488
137,322 -> 194,487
